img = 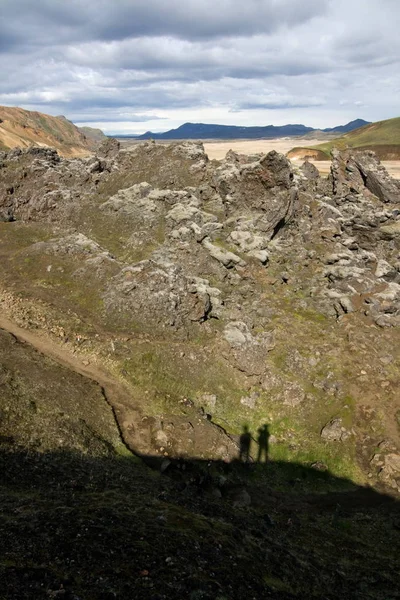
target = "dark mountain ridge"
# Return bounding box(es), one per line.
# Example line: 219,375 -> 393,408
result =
323,118 -> 370,134
123,119 -> 370,140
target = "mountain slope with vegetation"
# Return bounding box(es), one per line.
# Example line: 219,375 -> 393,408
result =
77,125 -> 107,145
0,106 -> 99,157
288,116 -> 400,160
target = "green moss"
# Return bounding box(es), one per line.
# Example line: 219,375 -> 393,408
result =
121,344 -> 244,418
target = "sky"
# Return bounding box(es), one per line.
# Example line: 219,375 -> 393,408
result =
0,0 -> 399,134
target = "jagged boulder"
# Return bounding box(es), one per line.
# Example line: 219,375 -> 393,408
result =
330,148 -> 400,203
352,151 -> 400,203
300,160 -> 320,180
213,150 -> 297,239
97,137 -> 120,159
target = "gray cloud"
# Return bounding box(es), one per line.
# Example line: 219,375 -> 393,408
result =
0,0 -> 399,132
0,0 -> 330,45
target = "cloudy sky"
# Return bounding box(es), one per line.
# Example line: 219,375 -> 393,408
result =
1,0 -> 399,134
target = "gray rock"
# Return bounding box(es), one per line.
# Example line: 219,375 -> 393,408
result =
330,148 -> 400,203
339,297 -> 355,314
375,259 -> 397,279
353,152 -> 400,203
300,160 -> 320,180
172,141 -> 208,161
248,249 -> 269,264
228,229 -> 268,252
240,391 -> 259,409
97,137 -> 120,158
223,321 -> 253,347
213,150 -> 297,239
202,237 -> 246,268
321,418 -> 350,442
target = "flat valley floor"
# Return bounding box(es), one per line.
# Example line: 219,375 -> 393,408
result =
203,139 -> 400,178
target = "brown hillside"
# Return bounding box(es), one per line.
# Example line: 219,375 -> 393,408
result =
286,147 -> 328,160
0,106 -> 95,157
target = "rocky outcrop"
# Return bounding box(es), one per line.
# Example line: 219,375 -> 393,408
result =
0,146 -> 119,221
103,256 -> 224,332
1,138 -> 400,496
352,151 -> 400,203
213,150 -> 297,239
330,148 -> 400,203
97,136 -> 120,159
293,149 -> 400,326
321,418 -> 351,442
300,160 -> 320,181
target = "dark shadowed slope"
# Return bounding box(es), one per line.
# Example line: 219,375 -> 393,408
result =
1,447 -> 399,600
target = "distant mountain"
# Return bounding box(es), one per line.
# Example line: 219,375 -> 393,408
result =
287,116 -> 400,161
129,119 -> 370,141
135,122 -> 314,140
77,126 -> 107,147
323,119 -> 370,134
0,106 -> 96,157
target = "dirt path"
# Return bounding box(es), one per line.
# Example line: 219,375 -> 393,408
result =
0,314 -> 153,456
0,313 -> 242,463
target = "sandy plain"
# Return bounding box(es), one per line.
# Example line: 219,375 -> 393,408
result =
119,137 -> 400,179
203,138 -> 326,160
203,139 -> 400,179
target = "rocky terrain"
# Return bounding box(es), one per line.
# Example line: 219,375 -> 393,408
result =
0,106 -> 99,157
0,138 -> 399,598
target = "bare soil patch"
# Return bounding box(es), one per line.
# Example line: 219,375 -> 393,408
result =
204,138 -> 328,161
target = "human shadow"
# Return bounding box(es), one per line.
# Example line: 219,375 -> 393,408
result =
239,424 -> 252,463
256,423 -> 270,463
238,423 -> 270,464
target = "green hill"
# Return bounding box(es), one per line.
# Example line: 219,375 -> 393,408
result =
287,116 -> 400,160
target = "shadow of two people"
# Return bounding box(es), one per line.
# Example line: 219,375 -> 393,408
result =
239,423 -> 270,463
